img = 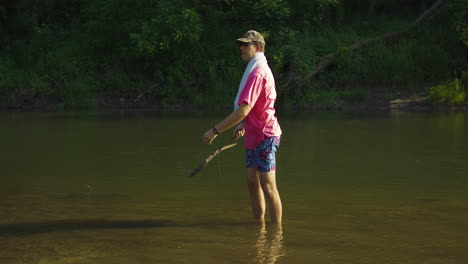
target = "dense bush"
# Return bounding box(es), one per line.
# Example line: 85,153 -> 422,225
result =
429,76 -> 466,106
0,0 -> 465,109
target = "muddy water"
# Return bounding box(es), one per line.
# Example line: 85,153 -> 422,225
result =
0,111 -> 467,264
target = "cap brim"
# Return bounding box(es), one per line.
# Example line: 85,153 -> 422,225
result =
236,38 -> 252,43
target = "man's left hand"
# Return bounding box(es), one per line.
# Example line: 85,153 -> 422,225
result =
203,128 -> 218,145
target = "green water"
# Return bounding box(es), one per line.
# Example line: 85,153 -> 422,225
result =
1,111 -> 467,264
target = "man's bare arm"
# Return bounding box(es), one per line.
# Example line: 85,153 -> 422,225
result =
202,103 -> 252,144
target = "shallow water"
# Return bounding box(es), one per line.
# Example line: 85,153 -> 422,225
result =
0,111 -> 467,264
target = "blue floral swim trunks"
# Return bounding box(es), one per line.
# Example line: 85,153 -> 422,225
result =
245,136 -> 280,172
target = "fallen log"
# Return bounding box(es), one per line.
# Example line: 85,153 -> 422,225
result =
307,0 -> 447,81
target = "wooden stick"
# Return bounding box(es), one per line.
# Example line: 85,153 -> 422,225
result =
188,142 -> 238,177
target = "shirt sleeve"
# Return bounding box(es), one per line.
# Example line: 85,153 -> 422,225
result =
238,72 -> 264,108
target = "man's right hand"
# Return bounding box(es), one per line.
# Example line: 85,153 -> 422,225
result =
233,123 -> 245,140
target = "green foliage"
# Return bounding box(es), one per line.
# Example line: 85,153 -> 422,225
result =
449,0 -> 468,46
429,77 -> 466,106
330,18 -> 458,86
0,0 -> 465,110
250,0 -> 292,32
0,55 -> 18,93
130,7 -> 202,55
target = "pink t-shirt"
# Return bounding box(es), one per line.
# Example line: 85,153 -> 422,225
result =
237,65 -> 282,150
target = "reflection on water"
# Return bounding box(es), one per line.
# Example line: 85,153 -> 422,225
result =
254,223 -> 285,264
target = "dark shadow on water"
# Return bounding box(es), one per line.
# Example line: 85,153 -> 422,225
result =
0,219 -> 262,236
0,219 -> 174,236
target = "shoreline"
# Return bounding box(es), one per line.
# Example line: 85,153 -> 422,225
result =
0,92 -> 466,113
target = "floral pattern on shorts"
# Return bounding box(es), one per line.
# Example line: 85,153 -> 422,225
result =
245,136 -> 280,172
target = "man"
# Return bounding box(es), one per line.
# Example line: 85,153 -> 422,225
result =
202,30 -> 283,224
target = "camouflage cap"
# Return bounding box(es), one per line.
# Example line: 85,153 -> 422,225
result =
236,30 -> 265,45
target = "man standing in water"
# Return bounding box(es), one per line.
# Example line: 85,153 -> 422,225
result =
202,30 -> 283,224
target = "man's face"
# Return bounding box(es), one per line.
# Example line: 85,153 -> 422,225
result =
240,43 -> 259,62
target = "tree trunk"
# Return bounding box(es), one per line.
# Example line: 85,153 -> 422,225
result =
307,0 -> 447,81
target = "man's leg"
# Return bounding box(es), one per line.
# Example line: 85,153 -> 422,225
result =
247,167 -> 266,221
259,170 -> 282,224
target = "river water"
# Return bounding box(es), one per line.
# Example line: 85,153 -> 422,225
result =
0,111 -> 467,264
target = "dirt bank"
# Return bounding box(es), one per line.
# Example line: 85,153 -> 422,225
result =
0,91 -> 466,113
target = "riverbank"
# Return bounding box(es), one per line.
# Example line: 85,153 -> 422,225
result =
2,1 -> 465,116
1,89 -> 466,113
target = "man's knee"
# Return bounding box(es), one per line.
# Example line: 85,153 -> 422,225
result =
260,180 -> 278,197
259,171 -> 278,194
261,181 -> 277,196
